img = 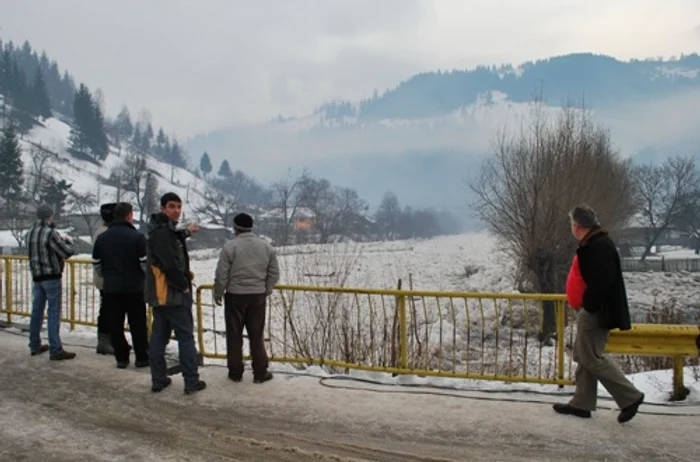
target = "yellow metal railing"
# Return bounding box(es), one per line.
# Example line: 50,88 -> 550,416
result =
195,283 -> 577,385
2,255 -> 698,397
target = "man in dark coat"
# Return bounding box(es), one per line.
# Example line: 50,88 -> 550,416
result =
92,202 -> 149,369
145,192 -> 206,395
93,202 -> 116,355
554,204 -> 644,424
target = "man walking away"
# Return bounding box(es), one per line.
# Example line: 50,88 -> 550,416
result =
93,202 -> 116,355
554,204 -> 644,424
214,213 -> 279,384
146,192 -> 206,395
93,202 -> 149,369
27,204 -> 76,360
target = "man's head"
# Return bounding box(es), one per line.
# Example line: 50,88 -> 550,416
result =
36,203 -> 54,222
233,213 -> 253,234
100,203 -> 116,225
113,202 -> 134,224
569,204 -> 600,241
160,192 -> 182,223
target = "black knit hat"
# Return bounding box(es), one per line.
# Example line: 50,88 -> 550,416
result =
100,203 -> 117,225
233,213 -> 253,232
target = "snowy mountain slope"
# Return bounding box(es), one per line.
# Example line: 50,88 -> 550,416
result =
20,117 -> 213,220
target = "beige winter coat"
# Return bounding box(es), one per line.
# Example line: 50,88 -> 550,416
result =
92,224 -> 108,290
213,232 -> 280,300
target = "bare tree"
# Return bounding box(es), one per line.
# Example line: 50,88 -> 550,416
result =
470,103 -> 635,342
26,143 -> 56,204
674,187 -> 700,254
632,156 -> 698,261
111,149 -> 153,225
375,191 -> 402,240
141,172 -> 160,230
69,191 -> 98,241
298,177 -> 368,244
195,186 -> 237,232
269,168 -> 310,245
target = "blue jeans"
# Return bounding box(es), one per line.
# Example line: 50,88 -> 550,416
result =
150,293 -> 200,389
29,279 -> 63,354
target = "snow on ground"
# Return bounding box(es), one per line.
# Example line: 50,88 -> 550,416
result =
3,329 -> 698,462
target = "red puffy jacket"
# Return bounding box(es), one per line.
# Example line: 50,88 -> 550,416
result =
565,254 -> 586,309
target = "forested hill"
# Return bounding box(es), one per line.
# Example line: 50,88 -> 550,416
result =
318,53 -> 700,120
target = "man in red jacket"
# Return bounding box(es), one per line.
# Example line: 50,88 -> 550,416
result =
554,204 -> 644,424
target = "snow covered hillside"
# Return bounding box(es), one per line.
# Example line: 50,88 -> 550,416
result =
20,117 -> 214,219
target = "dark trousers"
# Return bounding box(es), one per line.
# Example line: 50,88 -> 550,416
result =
97,290 -> 110,334
150,293 -> 200,389
225,293 -> 269,378
104,291 -> 149,363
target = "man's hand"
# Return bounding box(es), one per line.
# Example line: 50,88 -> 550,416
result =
214,297 -> 223,307
187,223 -> 200,234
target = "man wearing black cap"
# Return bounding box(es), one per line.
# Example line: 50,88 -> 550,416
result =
214,212 -> 279,383
93,202 -> 116,355
93,202 -> 150,369
26,203 -> 76,360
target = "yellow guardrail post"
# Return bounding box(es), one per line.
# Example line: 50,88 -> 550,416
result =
398,293 -> 407,369
196,286 -> 205,357
5,258 -> 12,325
69,261 -> 76,331
556,300 -> 566,386
672,356 -> 685,401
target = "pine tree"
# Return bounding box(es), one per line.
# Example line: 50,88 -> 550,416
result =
31,68 -> 51,119
40,177 -> 72,219
113,105 -> 133,153
218,159 -> 233,177
154,127 -> 167,158
0,124 -> 25,217
199,152 -> 212,175
90,100 -> 109,160
69,84 -> 94,157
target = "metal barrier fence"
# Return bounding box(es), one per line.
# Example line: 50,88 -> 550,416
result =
2,255 -> 698,396
0,256 -> 153,333
196,283 -> 577,385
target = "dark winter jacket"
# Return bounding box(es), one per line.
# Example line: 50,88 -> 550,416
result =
145,212 -> 192,307
576,229 -> 632,331
26,220 -> 74,282
92,220 -> 147,294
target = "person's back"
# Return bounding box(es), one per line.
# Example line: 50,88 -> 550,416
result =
576,231 -> 631,331
26,204 -> 75,361
27,220 -> 72,282
218,232 -> 278,295
95,221 -> 147,294
93,203 -> 149,369
214,213 -> 279,384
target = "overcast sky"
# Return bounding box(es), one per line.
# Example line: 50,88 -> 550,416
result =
2,0 -> 699,138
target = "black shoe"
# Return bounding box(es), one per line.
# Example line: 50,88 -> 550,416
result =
228,372 -> 242,382
116,361 -> 129,369
553,403 -> 591,418
135,359 -> 150,368
152,377 -> 172,393
49,350 -> 76,361
618,393 -> 644,424
253,372 -> 273,384
184,380 -> 207,395
30,345 -> 49,356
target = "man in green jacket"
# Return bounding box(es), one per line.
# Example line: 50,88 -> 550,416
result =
146,192 -> 206,395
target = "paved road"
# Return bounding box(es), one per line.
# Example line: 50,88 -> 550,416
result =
1,330 -> 698,461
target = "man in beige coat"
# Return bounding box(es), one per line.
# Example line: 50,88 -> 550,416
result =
214,213 -> 279,384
